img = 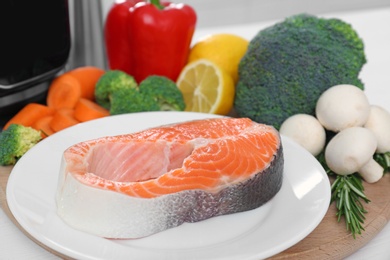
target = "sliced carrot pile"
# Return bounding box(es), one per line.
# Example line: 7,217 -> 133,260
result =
50,108 -> 80,132
4,103 -> 55,130
74,98 -> 109,122
3,66 -> 109,137
68,66 -> 105,101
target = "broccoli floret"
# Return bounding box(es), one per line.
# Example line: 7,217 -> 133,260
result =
0,124 -> 42,165
234,13 -> 366,129
109,75 -> 186,115
110,88 -> 160,115
95,70 -> 138,109
139,76 -> 185,111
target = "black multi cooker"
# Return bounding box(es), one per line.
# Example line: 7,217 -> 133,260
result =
0,0 -> 71,127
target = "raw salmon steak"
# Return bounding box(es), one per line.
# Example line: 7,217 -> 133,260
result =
56,117 -> 284,238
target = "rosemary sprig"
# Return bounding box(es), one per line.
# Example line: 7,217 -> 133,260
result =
331,174 -> 370,238
317,152 -> 370,238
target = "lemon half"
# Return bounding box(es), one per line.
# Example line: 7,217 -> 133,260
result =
177,59 -> 235,115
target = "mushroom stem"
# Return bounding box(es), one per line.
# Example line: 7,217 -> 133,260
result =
358,159 -> 383,183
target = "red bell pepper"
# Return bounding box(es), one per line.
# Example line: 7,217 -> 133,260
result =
104,0 -> 144,76
104,0 -> 196,84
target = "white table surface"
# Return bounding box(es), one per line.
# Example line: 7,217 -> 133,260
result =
1,7 -> 390,260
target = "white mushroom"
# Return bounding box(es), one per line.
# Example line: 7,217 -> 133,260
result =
325,127 -> 383,183
316,84 -> 370,132
364,105 -> 390,153
279,114 -> 326,156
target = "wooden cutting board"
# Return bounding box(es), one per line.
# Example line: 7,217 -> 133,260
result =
1,165 -> 389,259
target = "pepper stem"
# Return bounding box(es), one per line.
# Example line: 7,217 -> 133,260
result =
150,0 -> 164,10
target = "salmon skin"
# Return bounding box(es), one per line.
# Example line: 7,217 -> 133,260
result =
56,117 -> 284,239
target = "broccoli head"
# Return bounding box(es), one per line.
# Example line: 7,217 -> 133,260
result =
0,124 -> 42,165
95,70 -> 138,109
109,88 -> 160,115
139,76 -> 186,111
234,13 -> 366,129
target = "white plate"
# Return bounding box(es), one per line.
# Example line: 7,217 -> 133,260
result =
7,111 -> 331,260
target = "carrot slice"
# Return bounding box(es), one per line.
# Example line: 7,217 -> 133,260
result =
32,115 -> 55,138
49,108 -> 80,132
3,103 -> 55,130
46,74 -> 82,110
67,66 -> 105,101
73,98 -> 109,122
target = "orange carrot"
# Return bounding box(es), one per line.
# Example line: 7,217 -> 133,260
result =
32,115 -> 55,138
67,66 -> 105,101
73,98 -> 109,122
46,74 -> 82,110
3,103 -> 55,130
49,108 -> 80,132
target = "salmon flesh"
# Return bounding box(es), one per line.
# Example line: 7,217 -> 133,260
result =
55,117 -> 284,238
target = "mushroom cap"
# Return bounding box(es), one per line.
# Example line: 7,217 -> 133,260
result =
279,114 -> 326,156
364,105 -> 390,153
325,127 -> 377,175
316,84 -> 370,132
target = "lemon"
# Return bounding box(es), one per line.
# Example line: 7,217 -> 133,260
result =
177,59 -> 235,115
188,33 -> 249,83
